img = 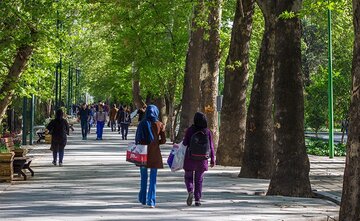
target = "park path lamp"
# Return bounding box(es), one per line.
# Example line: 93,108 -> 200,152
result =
327,0 -> 334,158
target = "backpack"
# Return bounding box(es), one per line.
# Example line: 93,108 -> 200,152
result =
189,130 -> 210,160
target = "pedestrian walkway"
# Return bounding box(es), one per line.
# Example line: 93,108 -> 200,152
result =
0,125 -> 341,220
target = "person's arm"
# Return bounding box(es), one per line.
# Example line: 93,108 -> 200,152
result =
208,129 -> 215,167
46,120 -> 54,132
159,124 -> 166,145
182,127 -> 192,146
65,120 -> 70,135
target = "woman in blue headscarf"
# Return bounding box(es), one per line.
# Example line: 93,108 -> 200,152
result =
135,105 -> 166,208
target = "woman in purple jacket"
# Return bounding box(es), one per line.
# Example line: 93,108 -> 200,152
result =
182,112 -> 215,206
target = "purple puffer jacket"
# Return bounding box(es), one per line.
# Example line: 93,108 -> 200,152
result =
182,127 -> 215,171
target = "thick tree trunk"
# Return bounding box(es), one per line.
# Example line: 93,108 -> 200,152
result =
239,2 -> 275,179
200,0 -> 221,151
267,0 -> 312,197
0,45 -> 33,123
217,0 -> 255,166
165,96 -> 176,142
339,1 -> 360,219
154,97 -> 167,126
131,62 -> 144,109
175,1 -> 204,142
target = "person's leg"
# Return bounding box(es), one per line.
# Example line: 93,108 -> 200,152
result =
110,120 -> 113,131
124,124 -> 129,140
96,122 -> 101,139
58,147 -> 64,165
121,124 -> 125,140
184,170 -> 194,206
52,150 -> 57,165
194,170 -> 205,205
147,168 -> 158,207
138,167 -> 148,205
98,121 -> 104,139
81,121 -> 86,138
84,121 -> 88,138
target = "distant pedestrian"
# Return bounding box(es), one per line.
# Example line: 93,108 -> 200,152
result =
88,105 -> 95,133
95,104 -> 107,140
116,105 -> 124,132
46,109 -> 69,167
182,112 -> 215,206
136,105 -> 166,208
109,104 -> 118,132
77,103 -> 90,140
120,105 -> 131,140
137,104 -> 147,122
341,117 -> 349,143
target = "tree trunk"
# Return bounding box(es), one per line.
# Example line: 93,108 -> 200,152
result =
216,0 -> 255,166
267,0 -> 312,197
154,97 -> 167,126
132,62 -> 144,109
175,1 -> 204,142
0,45 -> 33,123
200,0 -> 221,151
165,96 -> 176,142
339,0 -> 360,219
239,1 -> 275,179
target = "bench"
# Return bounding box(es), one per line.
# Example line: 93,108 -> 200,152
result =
34,125 -> 46,143
13,157 -> 34,180
1,136 -> 35,181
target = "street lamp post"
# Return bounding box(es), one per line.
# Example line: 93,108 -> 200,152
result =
327,0 -> 334,158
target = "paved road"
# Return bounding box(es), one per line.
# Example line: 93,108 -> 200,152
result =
0,126 -> 341,220
305,131 -> 347,143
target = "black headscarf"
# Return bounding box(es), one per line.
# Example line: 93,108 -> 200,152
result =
192,112 -> 207,130
55,109 -> 64,120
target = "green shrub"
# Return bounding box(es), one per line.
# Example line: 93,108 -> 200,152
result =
306,137 -> 346,156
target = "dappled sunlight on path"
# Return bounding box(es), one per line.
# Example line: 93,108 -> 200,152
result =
0,125 -> 339,220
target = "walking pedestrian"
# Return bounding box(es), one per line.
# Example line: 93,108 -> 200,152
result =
137,104 -> 147,122
116,105 -> 124,132
182,112 -> 215,206
136,105 -> 166,208
95,104 -> 107,140
109,104 -> 118,132
46,109 -> 69,167
77,103 -> 90,140
88,105 -> 95,134
120,105 -> 131,140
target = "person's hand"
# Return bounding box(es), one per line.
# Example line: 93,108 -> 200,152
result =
210,162 -> 215,168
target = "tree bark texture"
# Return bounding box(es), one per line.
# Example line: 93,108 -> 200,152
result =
339,0 -> 360,219
239,1 -> 275,179
0,45 -> 33,123
200,0 -> 221,151
131,62 -> 144,109
175,1 -> 204,142
267,0 -> 312,197
217,0 -> 255,166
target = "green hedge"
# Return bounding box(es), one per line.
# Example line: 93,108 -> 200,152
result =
305,137 -> 346,156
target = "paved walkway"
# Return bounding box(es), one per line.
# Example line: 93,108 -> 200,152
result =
0,126 -> 343,220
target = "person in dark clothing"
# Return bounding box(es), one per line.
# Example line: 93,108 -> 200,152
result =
47,109 -> 70,167
137,104 -> 147,122
116,105 -> 124,132
77,103 -> 90,140
182,112 -> 215,207
119,105 -> 131,140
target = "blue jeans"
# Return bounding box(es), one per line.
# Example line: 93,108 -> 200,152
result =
96,121 -> 105,139
53,148 -> 64,163
139,167 -> 157,207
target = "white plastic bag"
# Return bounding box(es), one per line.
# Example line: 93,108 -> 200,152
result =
171,142 -> 187,172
